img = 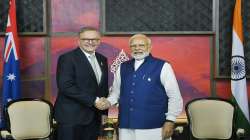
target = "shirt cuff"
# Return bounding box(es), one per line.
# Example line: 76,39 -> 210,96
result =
107,97 -> 116,106
166,115 -> 176,122
95,97 -> 100,104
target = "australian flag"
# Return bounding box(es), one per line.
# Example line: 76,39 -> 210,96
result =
1,0 -> 21,128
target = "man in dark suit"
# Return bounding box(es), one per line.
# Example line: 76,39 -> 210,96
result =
54,27 -> 109,140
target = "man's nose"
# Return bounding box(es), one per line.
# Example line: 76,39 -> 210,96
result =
89,40 -> 95,43
134,47 -> 141,51
134,45 -> 141,49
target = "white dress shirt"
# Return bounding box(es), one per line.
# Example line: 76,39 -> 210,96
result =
80,49 -> 103,103
80,49 -> 102,83
108,59 -> 183,122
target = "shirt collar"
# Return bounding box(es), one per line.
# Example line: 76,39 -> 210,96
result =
79,47 -> 96,58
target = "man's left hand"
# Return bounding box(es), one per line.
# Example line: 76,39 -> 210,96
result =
162,121 -> 175,139
95,97 -> 111,110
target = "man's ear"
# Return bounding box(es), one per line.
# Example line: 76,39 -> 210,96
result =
148,45 -> 152,52
97,40 -> 101,46
77,40 -> 80,46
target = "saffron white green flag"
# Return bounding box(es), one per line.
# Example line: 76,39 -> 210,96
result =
231,0 -> 250,135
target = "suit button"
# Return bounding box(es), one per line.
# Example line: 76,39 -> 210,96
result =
132,82 -> 135,86
130,108 -> 133,111
130,99 -> 134,102
130,91 -> 134,94
133,74 -> 136,78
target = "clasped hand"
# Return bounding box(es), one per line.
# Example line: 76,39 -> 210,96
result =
95,97 -> 111,110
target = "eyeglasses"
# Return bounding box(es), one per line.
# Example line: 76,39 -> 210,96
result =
80,38 -> 100,43
130,44 -> 147,49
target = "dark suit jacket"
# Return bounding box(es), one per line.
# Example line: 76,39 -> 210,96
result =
54,48 -> 108,125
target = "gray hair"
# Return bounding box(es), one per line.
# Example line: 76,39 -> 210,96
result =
129,34 -> 151,46
78,27 -> 100,36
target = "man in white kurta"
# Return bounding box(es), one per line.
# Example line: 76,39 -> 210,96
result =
98,34 -> 183,140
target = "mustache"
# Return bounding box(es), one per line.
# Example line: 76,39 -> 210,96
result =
84,44 -> 98,47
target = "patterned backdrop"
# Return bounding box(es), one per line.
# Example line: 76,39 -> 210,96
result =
218,0 -> 250,77
104,0 -> 213,32
0,0 -> 46,34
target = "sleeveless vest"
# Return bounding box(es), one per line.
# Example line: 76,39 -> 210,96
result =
119,55 -> 168,129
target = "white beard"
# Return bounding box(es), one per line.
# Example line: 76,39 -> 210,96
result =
131,52 -> 149,60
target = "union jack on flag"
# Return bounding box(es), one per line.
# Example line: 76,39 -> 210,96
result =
1,0 -> 21,128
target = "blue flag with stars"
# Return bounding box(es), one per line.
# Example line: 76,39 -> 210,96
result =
1,0 -> 21,128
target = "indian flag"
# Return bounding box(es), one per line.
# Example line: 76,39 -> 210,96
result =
231,0 -> 250,135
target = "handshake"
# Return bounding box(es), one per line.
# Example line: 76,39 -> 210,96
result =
95,97 -> 111,110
